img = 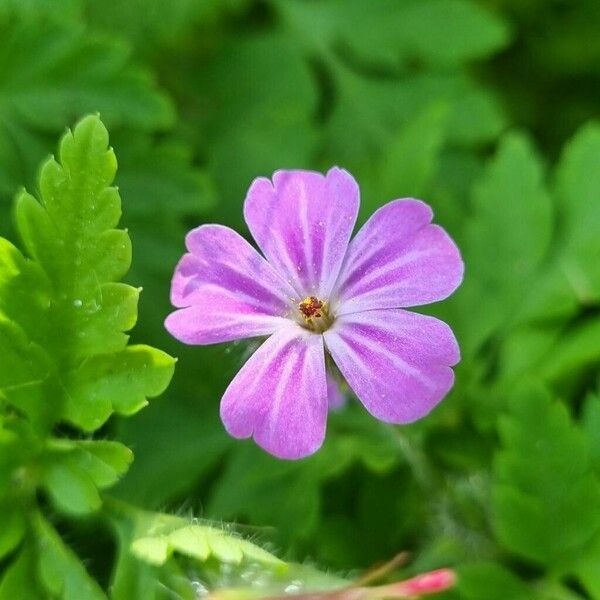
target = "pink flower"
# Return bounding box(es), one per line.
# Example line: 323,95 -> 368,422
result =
166,168 -> 463,459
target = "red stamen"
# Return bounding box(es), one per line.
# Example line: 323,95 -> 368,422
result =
299,296 -> 324,319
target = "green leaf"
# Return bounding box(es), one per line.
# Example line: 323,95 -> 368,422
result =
132,524 -> 285,569
538,317 -> 600,390
554,122 -> 600,304
0,547 -> 45,600
63,345 -> 175,431
209,406 -> 401,545
34,515 -> 106,600
573,533 -> 600,600
109,503 -> 197,600
277,0 -> 509,68
322,65 -> 505,172
0,238 -> 50,345
360,104 -> 448,220
42,459 -> 102,515
492,383 -> 600,567
113,136 -> 214,217
0,509 -> 25,560
209,444 -> 322,544
11,115 -> 175,431
0,16 -> 175,215
191,32 -> 317,228
108,501 -> 285,571
47,439 -> 133,489
458,133 -> 554,355
0,318 -> 53,422
0,18 -> 173,133
457,562 -> 536,600
582,392 -> 600,476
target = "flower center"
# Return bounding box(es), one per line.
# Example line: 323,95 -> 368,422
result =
297,296 -> 333,332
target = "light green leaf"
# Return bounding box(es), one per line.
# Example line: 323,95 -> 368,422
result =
34,515 -> 106,600
492,383 -> 600,567
0,238 -> 50,345
109,504 -> 198,600
0,318 -> 53,422
47,439 -> 133,489
132,523 -> 284,569
42,460 -> 101,516
63,345 -> 175,431
10,115 -> 174,431
109,502 -> 285,570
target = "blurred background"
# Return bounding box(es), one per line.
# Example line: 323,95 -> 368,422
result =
1,0 -> 599,596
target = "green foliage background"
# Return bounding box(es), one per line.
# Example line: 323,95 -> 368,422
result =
0,0 -> 599,598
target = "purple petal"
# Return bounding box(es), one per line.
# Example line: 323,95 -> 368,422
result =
166,224 -> 295,345
333,199 -> 463,314
327,373 -> 346,411
220,325 -> 328,459
244,168 -> 359,299
324,309 -> 459,423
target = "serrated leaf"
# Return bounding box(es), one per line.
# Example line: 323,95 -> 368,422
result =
0,318 -> 53,422
63,345 -> 175,431
10,115 -> 174,431
131,522 -> 285,569
109,501 -> 285,572
458,133 -> 554,354
554,122 -> 600,304
0,16 -> 174,216
34,515 -> 106,600
109,504 -> 198,600
323,66 -> 506,171
0,18 -> 173,133
0,238 -> 50,345
492,383 -> 600,567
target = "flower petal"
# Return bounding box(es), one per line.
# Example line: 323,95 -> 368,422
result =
333,199 -> 463,314
244,167 -> 359,298
220,325 -> 328,459
324,309 -> 459,423
327,373 -> 346,411
166,224 -> 295,344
